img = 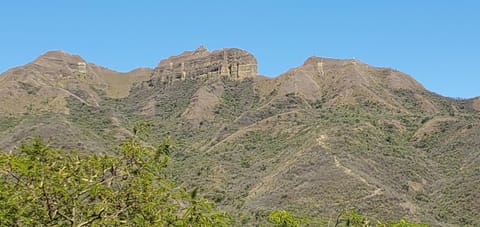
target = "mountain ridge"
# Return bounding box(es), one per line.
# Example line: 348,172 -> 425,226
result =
0,47 -> 479,226
2,48 -> 479,100
2,48 -> 477,100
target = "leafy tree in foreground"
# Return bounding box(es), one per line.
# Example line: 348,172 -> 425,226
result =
332,209 -> 429,227
0,125 -> 230,226
268,210 -> 300,227
264,209 -> 428,227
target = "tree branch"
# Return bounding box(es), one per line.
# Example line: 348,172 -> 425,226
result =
77,208 -> 105,227
41,183 -> 56,222
57,211 -> 74,225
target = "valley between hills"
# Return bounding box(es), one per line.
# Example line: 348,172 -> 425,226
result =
0,46 -> 479,226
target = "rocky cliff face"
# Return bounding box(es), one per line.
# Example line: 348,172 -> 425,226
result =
150,46 -> 257,85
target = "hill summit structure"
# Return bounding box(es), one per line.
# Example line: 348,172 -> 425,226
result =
150,46 -> 258,85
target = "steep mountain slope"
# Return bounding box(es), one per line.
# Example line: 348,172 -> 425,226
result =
0,51 -> 148,150
0,47 -> 478,226
0,51 -> 149,114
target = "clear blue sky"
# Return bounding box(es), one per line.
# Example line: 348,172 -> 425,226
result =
1,1 -> 478,98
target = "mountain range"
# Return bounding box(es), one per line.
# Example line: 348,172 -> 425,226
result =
0,46 -> 479,226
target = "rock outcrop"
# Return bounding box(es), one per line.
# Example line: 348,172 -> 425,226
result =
150,46 -> 257,85
473,97 -> 480,111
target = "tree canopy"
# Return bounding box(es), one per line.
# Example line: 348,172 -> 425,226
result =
0,127 -> 230,226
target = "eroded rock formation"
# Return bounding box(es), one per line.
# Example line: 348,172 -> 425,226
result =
150,46 -> 257,85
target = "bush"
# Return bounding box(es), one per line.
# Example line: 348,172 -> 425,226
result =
268,210 -> 300,227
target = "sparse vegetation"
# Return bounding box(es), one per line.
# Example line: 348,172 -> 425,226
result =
0,124 -> 231,226
1,49 -> 479,226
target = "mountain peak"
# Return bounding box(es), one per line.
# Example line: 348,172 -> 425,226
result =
151,47 -> 258,84
195,45 -> 208,53
303,56 -> 367,67
34,50 -> 85,65
300,55 -> 424,90
26,50 -> 90,79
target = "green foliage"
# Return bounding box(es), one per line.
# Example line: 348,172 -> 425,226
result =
0,133 -> 230,225
377,219 -> 429,227
335,210 -> 371,227
214,78 -> 260,121
334,210 -> 428,227
66,97 -> 117,143
0,115 -> 23,132
268,210 -> 300,227
17,81 -> 40,95
313,98 -> 325,109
